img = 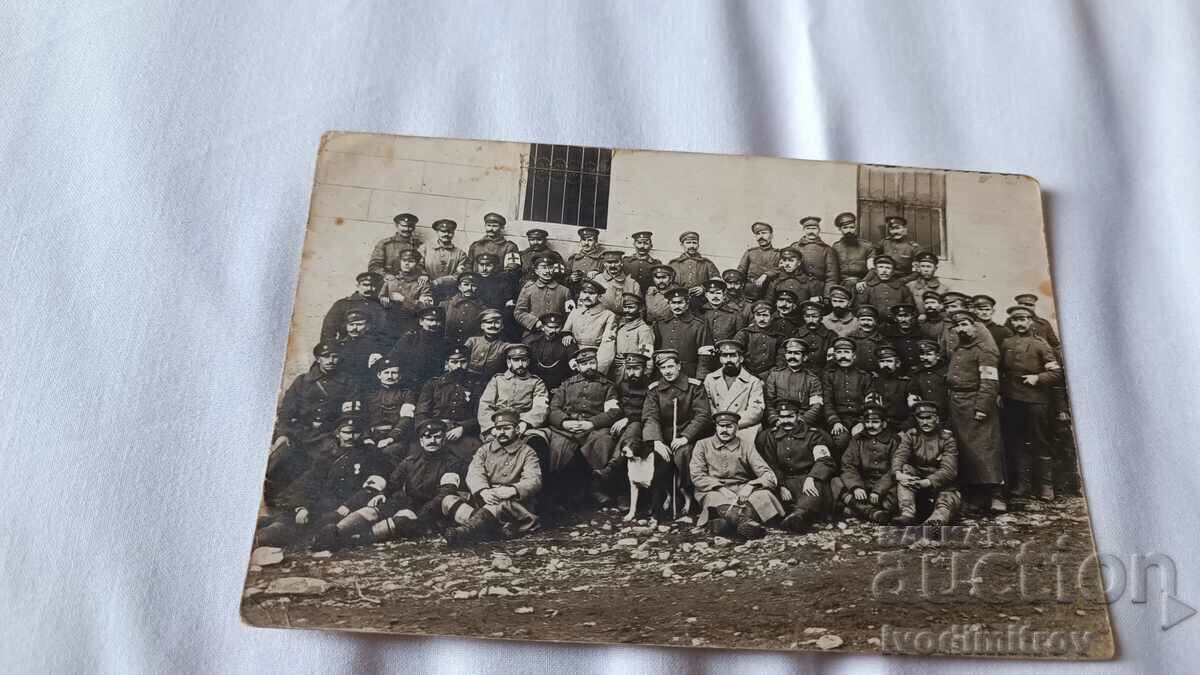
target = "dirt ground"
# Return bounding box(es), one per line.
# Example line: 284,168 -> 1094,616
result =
241,496 -> 1113,658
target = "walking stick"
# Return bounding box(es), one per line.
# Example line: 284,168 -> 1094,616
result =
672,397 -> 679,521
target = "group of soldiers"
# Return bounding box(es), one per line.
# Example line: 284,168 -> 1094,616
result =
256,210 -> 1073,551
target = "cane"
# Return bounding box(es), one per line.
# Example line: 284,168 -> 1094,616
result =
672,397 -> 679,521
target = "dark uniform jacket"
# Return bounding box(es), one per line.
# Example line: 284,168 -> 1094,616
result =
734,326 -> 782,377
857,277 -> 915,319
566,248 -> 606,279
918,315 -> 947,342
415,370 -> 487,437
281,442 -> 392,512
947,338 -> 1000,414
614,378 -> 649,423
841,429 -> 900,494
1004,314 -> 1061,351
523,331 -> 578,390
520,246 -> 565,278
874,237 -> 923,280
321,293 -> 387,342
849,328 -> 888,373
756,423 -> 837,481
441,294 -> 485,344
389,329 -> 450,384
700,302 -> 746,343
906,362 -> 948,415
369,234 -> 422,275
476,272 -> 520,310
893,428 -> 958,489
549,373 -> 620,429
669,253 -> 720,291
338,333 -> 390,390
822,367 -> 875,427
622,253 -> 663,295
789,239 -> 840,290
276,364 -> 356,443
643,376 -> 713,443
794,324 -> 833,370
387,449 -> 466,510
832,236 -> 877,281
869,372 -> 910,425
653,312 -> 712,377
365,385 -> 416,442
761,366 -> 824,427
765,270 -> 823,303
886,325 -> 925,374
466,237 -> 520,271
983,320 -> 1014,354
737,246 -> 781,283
1000,334 -> 1063,403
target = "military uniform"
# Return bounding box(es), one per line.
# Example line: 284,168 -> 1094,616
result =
364,384 -> 416,451
703,367 -> 766,447
522,331 -> 577,390
857,277 -> 915,319
756,421 -> 837,527
463,334 -> 516,378
907,361 -> 948,417
737,246 -> 781,284
466,237 -> 520,272
870,369 -> 910,428
734,325 -> 782,377
765,270 -> 824,304
514,280 -> 571,333
946,334 -> 1003,487
622,252 -> 662,293
321,292 -> 387,342
906,276 -> 953,303
275,363 -> 355,446
643,286 -> 674,324
566,247 -> 605,279
369,233 -> 423,275
689,434 -> 780,513
441,293 -> 485,344
1000,329 -> 1064,495
546,372 -> 621,471
389,328 -> 450,383
918,313 -> 947,342
653,311 -> 712,378
792,324 -> 832,370
832,236 -> 877,287
420,243 -> 468,285
839,428 -> 900,517
849,328 -> 888,373
822,312 -> 860,338
669,252 -> 720,291
700,301 -> 746,343
886,324 -> 925,374
790,238 -> 841,290
612,317 -> 655,381
593,271 -> 640,314
982,320 -> 1015,354
520,246 -> 565,278
338,333 -> 390,390
563,302 -> 618,375
762,366 -> 824,427
873,237 -> 923,281
465,435 -> 543,534
477,371 -> 550,435
378,446 -> 468,528
643,373 -> 713,494
415,370 -> 487,462
892,425 -> 961,523
822,365 -> 875,452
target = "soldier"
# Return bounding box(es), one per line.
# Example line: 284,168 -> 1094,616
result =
379,248 -> 433,341
477,344 -> 550,443
519,228 -> 564,280
906,338 -> 949,417
857,254 -> 915,319
313,418 -> 468,550
415,344 -> 488,463
546,347 -> 621,501
867,345 -> 910,429
764,246 -> 823,304
369,213 -> 422,276
337,308 -> 390,390
735,300 -> 783,378
563,278 -> 618,375
838,404 -> 899,524
703,339 -> 766,448
363,356 -> 416,458
790,216 -> 840,290
1000,305 -> 1064,500
906,251 -> 953,301
756,400 -> 837,534
513,253 -> 571,336
441,272 -> 485,344
653,286 -> 715,378
463,309 -> 515,378
623,230 -> 662,293
444,409 -> 544,547
822,336 -> 875,456
612,292 -> 655,382
566,226 -> 605,283
644,264 -> 678,324
886,302 -> 924,373
849,305 -> 888,373
720,269 -> 755,322
691,411 -> 782,540
859,215 -> 922,290
321,272 -> 387,342
669,231 -> 720,301
420,219 -> 468,302
918,291 -> 948,341
466,212 -> 520,273
523,312 -> 577,390
795,299 -> 834,371
946,310 -> 1005,513
473,253 -> 519,312
769,289 -> 803,337
592,352 -> 652,487
831,212 -> 876,291
1005,293 -> 1062,352
593,248 -> 640,313
822,285 -> 859,337
971,294 -> 1014,351
643,349 -> 713,518
698,277 -> 747,344
388,306 -> 449,384
892,401 -> 961,528
762,337 -> 824,427
738,221 -> 781,296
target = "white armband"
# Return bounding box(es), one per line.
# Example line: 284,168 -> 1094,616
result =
979,366 -> 999,380
604,398 -> 621,411
813,445 -> 831,460
1046,361 -> 1061,371
400,403 -> 416,418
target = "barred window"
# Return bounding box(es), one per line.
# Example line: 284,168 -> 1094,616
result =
857,165 -> 947,257
521,144 -> 612,228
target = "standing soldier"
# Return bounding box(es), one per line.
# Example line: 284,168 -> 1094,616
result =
654,287 -> 715,378
906,251 -> 953,300
762,337 -> 824,427
415,345 -> 488,463
420,219 -> 469,302
466,212 -> 520,273
670,231 -> 720,302
612,293 -> 655,382
738,222 -> 781,297
971,294 -> 1014,351
513,253 -> 571,336
831,212 -> 876,292
594,249 -> 640,313
790,216 -> 840,291
735,300 -> 783,378
690,411 -> 781,540
566,226 -> 606,283
822,336 -> 876,457
441,272 -> 486,344
388,306 -> 450,384
623,231 -> 662,293
886,302 -> 924,373
644,264 -> 678,324
321,272 -> 388,343
892,401 -> 961,528
764,247 -> 824,305
643,349 -> 713,518
906,338 -> 949,416
1005,293 -> 1062,353
858,215 -> 923,290
1000,305 -> 1065,500
379,249 -> 432,341
523,312 -> 577,390
369,213 -> 422,276
563,278 -> 618,375
946,311 -> 1005,513
794,299 -> 833,370
822,285 -> 859,337
756,400 -> 837,534
702,339 -> 767,448
519,228 -> 564,280
918,291 -> 948,342
856,255 -> 915,319
337,309 -> 390,390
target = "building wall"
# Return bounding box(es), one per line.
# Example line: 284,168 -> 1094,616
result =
284,133 -> 1054,380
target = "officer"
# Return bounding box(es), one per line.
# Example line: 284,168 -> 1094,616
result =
414,344 -> 488,463
368,213 -> 422,276
755,399 -> 837,534
466,212 -> 520,272
643,349 -> 713,518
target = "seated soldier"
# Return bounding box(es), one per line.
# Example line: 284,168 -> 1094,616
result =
563,278 -> 618,375
690,411 -> 782,540
444,409 -> 544,547
441,271 -> 486,344
867,345 -> 910,429
379,248 -> 433,341
592,353 -> 652,493
523,311 -> 577,390
892,401 -> 961,528
388,306 -> 449,384
337,308 -> 391,391
762,337 -> 824,427
312,418 -> 468,550
363,356 -> 416,459
822,336 -> 876,457
546,347 -> 621,504
734,300 -> 782,378
906,338 -> 948,416
256,414 -> 392,548
837,403 -> 900,524
415,344 -> 487,463
755,399 -> 838,534
643,349 -> 713,520
477,343 -> 551,463
463,309 -> 516,378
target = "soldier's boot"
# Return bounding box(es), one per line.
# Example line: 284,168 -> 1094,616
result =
311,525 -> 340,552
779,509 -> 813,534
843,499 -> 874,523
893,486 -> 918,526
989,486 -> 1008,514
1034,454 -> 1056,501
443,508 -> 501,548
1009,450 -> 1032,498
869,508 -> 892,525
593,451 -> 627,483
923,501 -> 954,532
367,513 -> 422,544
732,510 -> 767,540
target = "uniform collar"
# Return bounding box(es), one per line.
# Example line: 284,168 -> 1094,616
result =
535,279 -> 559,289
713,437 -> 742,452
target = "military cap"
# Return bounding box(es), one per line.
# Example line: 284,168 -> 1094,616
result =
799,216 -> 822,227
478,308 -> 504,322
574,346 -> 599,361
446,343 -> 470,359
890,302 -> 917,315
652,348 -> 681,365
712,410 -> 742,425
750,221 -> 773,234
913,251 -> 939,265
831,336 -> 857,351
911,400 -> 941,416
862,403 -> 886,420
621,352 -> 649,366
416,306 -> 445,321
798,299 -> 824,315
664,287 -> 690,301
393,213 -> 418,225
775,398 -> 803,412
942,291 -> 970,305
432,218 -> 457,232
344,308 -> 371,323
356,271 -> 383,285
526,228 -> 549,239
491,408 -> 521,425
750,300 -> 774,313
921,290 -> 944,302
773,289 -> 800,303
601,249 -> 625,261
578,278 -> 604,294
539,311 -> 565,325
834,212 -> 857,226
714,338 -> 745,354
650,264 -> 676,277
875,345 -> 898,360
1006,305 -> 1036,319
483,212 -> 507,226
678,231 -> 700,243
504,343 -> 531,358
312,341 -> 340,357
703,277 -> 728,291
916,338 -> 940,352
872,254 -> 897,267
531,253 -> 557,267
782,337 -> 810,352
416,418 -> 449,435
948,310 -> 977,324
457,271 -> 482,284
335,414 -> 364,431
1014,293 -> 1039,306
827,285 -> 852,300
372,355 -> 401,373
854,305 -> 880,319
884,215 -> 908,227
621,292 -> 643,307
398,248 -> 422,262
631,230 -> 654,241
474,252 -> 499,266
779,246 -> 802,259
578,227 -> 600,240
722,269 -> 746,283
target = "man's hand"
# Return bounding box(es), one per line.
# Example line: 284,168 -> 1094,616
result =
780,486 -> 793,502
852,488 -> 868,502
736,483 -> 755,498
1021,374 -> 1040,386
368,353 -> 382,368
445,426 -> 464,442
850,422 -> 864,438
855,281 -> 867,293
754,273 -> 768,287
917,479 -> 932,489
654,440 -> 672,458
688,285 -> 704,296
906,393 -> 919,407
367,494 -> 387,508
377,437 -> 394,449
974,410 -> 987,421
697,345 -> 715,356
869,492 -> 880,505
670,437 -> 689,451
802,477 -> 819,497
481,488 -> 502,505
561,334 -> 576,346
610,417 -> 629,436
574,420 -> 595,434
894,471 -> 912,485
379,295 -> 392,307
294,508 -> 310,525
831,422 -> 848,436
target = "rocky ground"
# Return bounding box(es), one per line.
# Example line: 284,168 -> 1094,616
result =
241,497 -> 1113,658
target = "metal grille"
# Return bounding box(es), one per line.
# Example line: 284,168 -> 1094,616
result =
521,144 -> 612,228
857,165 -> 947,257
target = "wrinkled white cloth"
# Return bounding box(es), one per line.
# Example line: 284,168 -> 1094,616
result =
2,1 -> 1198,672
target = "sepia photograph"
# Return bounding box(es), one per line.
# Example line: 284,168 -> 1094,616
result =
240,132 -> 1113,658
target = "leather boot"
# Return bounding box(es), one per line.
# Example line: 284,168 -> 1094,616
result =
443,508 -> 501,548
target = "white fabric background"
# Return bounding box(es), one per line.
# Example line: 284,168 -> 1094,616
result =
2,1 -> 1198,672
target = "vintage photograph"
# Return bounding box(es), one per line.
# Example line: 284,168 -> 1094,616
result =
241,133 -> 1113,658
